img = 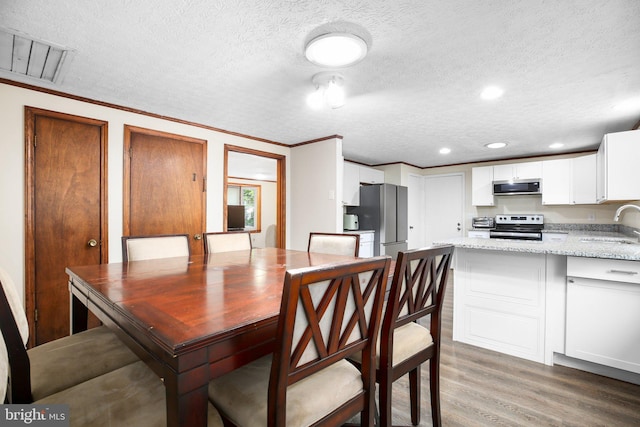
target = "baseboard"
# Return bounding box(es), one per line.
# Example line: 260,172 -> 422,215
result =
553,353 -> 640,386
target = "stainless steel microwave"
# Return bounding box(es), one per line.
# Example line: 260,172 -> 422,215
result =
493,179 -> 541,195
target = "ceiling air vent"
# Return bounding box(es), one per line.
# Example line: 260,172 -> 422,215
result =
0,29 -> 71,84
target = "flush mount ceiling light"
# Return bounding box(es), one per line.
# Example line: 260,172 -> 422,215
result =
439,147 -> 451,155
307,72 -> 346,109
549,142 -> 564,149
480,85 -> 504,100
305,32 -> 368,68
485,142 -> 507,149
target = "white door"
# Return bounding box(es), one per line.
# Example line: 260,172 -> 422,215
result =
424,173 -> 464,245
408,174 -> 426,249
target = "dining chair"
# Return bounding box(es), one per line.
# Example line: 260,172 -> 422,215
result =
350,245 -> 454,427
121,233 -> 190,261
307,232 -> 360,256
0,285 -> 223,426
0,267 -> 139,403
208,256 -> 392,426
204,231 -> 252,253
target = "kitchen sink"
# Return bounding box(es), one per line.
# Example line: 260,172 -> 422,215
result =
579,237 -> 637,245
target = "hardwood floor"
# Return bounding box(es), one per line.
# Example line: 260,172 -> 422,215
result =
375,271 -> 640,426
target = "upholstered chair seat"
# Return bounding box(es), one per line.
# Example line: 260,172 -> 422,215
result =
28,326 -> 139,400
122,234 -> 190,261
209,355 -> 362,426
0,267 -> 138,403
350,321 -> 433,368
307,232 -> 360,256
36,361 -> 223,427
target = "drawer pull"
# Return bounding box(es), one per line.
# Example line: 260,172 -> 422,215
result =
607,269 -> 638,275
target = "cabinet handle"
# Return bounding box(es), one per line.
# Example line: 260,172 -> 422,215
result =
607,269 -> 638,275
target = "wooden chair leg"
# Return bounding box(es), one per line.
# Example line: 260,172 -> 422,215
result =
409,366 -> 421,425
378,375 -> 393,427
430,356 -> 442,427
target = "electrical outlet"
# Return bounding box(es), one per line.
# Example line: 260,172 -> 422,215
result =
587,212 -> 596,221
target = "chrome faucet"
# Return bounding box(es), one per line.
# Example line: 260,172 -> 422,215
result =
613,204 -> 640,221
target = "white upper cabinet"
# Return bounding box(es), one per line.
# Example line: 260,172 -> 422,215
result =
342,162 -> 385,206
572,154 -> 597,204
342,161 -> 360,206
472,165 -> 495,206
542,158 -> 572,205
541,154 -> 596,205
493,161 -> 542,181
596,130 -> 640,203
359,165 -> 384,184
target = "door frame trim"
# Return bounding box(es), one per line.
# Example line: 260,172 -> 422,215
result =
122,125 -> 208,236
224,145 -> 286,248
24,106 -> 109,347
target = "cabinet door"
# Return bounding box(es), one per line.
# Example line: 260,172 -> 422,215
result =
342,162 -> 360,206
542,158 -> 571,205
359,166 -> 384,184
572,154 -> 596,204
597,130 -> 640,202
515,161 -> 542,179
494,161 -> 542,181
566,277 -> 640,374
471,166 -> 494,206
492,164 -> 514,181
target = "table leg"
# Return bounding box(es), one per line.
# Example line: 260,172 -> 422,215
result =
165,365 -> 210,427
70,292 -> 88,334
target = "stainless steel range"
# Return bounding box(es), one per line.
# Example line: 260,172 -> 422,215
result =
490,214 -> 544,241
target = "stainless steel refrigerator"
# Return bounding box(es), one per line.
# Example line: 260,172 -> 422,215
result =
349,183 -> 408,259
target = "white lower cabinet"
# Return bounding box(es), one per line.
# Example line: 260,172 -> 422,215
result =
357,231 -> 374,257
566,256 -> 640,374
453,248 -> 552,363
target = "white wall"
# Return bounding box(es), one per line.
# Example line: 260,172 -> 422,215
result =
290,138 -> 343,250
0,82 -> 292,302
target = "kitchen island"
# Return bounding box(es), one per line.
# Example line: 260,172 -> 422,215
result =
437,230 -> 640,385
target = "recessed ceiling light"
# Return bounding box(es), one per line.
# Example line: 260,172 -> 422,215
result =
485,142 -> 507,149
439,148 -> 451,154
305,33 -> 368,68
480,86 -> 504,100
549,142 -> 564,149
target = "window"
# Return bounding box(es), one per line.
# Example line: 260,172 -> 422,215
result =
227,184 -> 261,232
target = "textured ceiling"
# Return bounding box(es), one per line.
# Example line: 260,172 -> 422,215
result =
1,0 -> 640,168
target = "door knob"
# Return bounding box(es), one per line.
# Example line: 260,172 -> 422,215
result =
87,239 -> 98,247
193,234 -> 202,240
409,226 -> 414,230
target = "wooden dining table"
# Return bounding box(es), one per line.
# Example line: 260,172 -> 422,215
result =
67,247 -> 391,427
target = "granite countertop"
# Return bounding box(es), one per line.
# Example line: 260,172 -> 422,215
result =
437,230 -> 640,261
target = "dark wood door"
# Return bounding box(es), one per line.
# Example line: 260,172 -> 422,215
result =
26,108 -> 107,346
124,127 -> 206,256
